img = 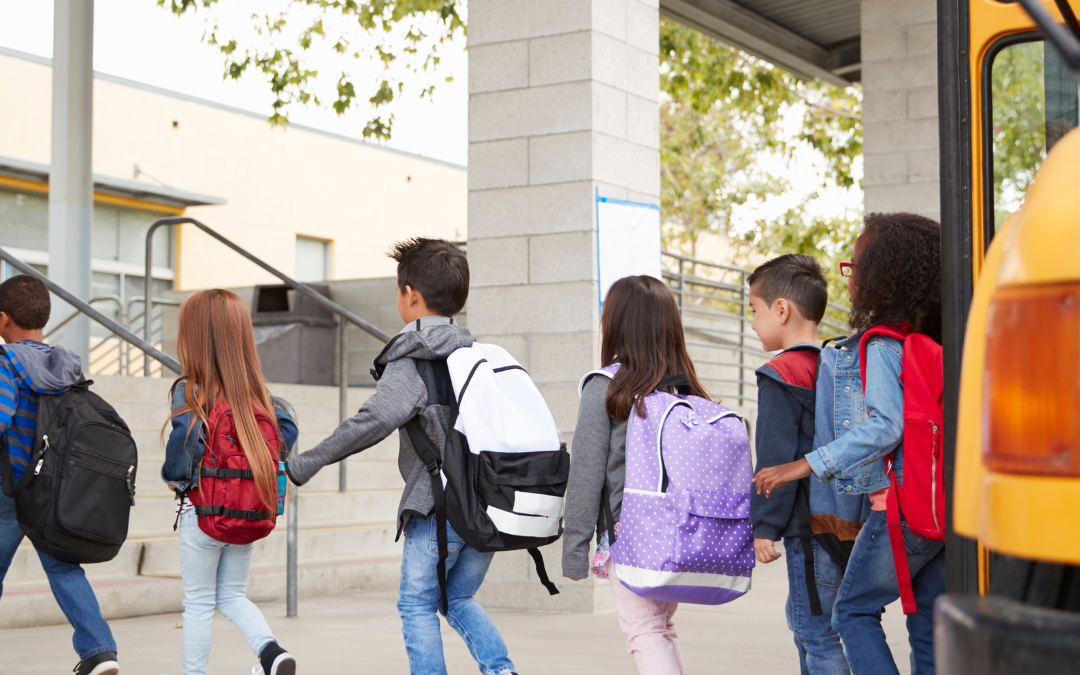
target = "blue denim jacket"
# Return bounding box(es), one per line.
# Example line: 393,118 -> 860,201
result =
806,334 -> 904,495
162,380 -> 299,495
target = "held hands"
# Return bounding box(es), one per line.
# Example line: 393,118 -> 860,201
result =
754,538 -> 782,564
752,458 -> 812,497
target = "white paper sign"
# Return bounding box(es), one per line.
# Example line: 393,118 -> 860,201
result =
596,194 -> 662,307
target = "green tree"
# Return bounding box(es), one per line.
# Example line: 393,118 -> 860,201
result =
159,0 -> 464,139
989,40 -> 1047,230
659,19 -> 862,285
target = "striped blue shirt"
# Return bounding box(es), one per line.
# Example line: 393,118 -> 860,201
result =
0,343 -> 77,481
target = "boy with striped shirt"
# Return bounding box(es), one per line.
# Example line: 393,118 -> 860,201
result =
0,275 -> 120,675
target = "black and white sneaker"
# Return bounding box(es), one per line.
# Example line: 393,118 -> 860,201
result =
74,651 -> 119,675
252,641 -> 296,675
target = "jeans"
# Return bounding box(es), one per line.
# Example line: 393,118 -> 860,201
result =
832,510 -> 946,675
784,537 -> 851,675
397,514 -> 514,675
0,488 -> 116,661
607,558 -> 684,674
179,509 -> 276,675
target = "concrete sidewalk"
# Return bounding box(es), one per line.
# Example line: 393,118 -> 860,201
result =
2,548 -> 911,674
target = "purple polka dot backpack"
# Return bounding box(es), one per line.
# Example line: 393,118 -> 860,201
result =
581,365 -> 755,604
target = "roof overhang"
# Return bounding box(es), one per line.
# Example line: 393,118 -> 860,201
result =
660,0 -> 861,87
0,154 -> 226,210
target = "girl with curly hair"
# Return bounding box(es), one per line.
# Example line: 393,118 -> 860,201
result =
752,213 -> 945,675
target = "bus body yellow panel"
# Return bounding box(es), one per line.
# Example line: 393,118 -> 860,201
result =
980,473 -> 1080,565
959,128 -> 1080,561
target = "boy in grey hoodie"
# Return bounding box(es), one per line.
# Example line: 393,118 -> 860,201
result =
0,275 -> 120,675
285,239 -> 517,675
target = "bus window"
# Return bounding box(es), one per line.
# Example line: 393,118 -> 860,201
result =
989,39 -> 1080,235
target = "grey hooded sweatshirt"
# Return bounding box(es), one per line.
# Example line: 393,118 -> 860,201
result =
284,317 -> 473,536
0,341 -> 83,480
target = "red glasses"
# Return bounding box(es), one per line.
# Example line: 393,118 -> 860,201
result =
840,262 -> 855,278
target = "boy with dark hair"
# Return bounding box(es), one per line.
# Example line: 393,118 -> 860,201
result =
285,238 -> 517,675
0,275 -> 120,675
747,254 -> 863,675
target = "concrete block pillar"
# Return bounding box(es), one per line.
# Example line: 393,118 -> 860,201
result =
467,0 -> 660,612
861,0 -> 940,221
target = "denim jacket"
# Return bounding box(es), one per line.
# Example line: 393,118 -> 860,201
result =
805,333 -> 904,495
162,379 -> 299,495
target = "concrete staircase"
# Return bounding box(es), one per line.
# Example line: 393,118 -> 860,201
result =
0,376 -> 405,629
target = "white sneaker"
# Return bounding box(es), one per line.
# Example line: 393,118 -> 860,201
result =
251,652 -> 296,675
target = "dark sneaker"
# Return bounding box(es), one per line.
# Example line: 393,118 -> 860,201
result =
74,651 -> 119,675
254,641 -> 296,675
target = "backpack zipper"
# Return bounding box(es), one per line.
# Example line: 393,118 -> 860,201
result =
930,422 -> 940,532
34,434 -> 50,475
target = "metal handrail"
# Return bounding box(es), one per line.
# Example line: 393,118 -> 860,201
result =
144,217 -> 390,373
0,246 -> 181,374
43,295 -> 123,340
146,216 -> 391,492
271,395 -> 300,618
660,250 -> 852,405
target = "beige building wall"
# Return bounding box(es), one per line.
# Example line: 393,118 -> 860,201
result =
861,0 -> 940,221
0,50 -> 467,289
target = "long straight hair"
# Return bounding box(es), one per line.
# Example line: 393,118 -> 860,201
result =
164,289 -> 278,509
601,275 -> 710,420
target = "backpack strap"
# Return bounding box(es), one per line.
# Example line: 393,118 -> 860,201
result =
578,366 -> 618,396
193,504 -> 273,521
857,324 -> 907,393
796,479 -> 824,616
886,472 -> 917,614
656,374 -> 691,395
526,548 -> 560,596
402,414 -> 452,615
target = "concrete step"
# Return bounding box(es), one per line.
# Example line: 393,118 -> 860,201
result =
124,487 -> 402,540
0,553 -> 403,630
6,504 -> 401,586
138,522 -> 401,579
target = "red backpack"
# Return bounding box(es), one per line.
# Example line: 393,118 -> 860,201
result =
858,324 -> 944,615
187,401 -> 283,545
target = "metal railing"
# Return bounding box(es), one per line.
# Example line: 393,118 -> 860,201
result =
0,246 -> 182,373
145,217 -> 392,492
661,250 -> 851,406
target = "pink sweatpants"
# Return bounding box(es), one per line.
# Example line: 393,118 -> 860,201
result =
607,559 -> 685,675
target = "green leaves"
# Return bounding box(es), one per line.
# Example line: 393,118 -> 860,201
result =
160,0 -> 464,140
659,19 -> 862,286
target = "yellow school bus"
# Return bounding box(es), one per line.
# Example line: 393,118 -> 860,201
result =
938,0 -> 1080,669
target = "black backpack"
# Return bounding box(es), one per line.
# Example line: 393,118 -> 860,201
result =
374,340 -> 569,614
0,379 -> 138,564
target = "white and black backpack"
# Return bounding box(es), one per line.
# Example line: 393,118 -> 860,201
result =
391,342 -> 569,612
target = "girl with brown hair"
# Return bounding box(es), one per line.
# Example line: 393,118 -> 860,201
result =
561,275 -> 710,675
162,289 -> 299,675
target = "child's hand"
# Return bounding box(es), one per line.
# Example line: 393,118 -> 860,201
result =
754,538 -> 782,564
753,458 -> 812,496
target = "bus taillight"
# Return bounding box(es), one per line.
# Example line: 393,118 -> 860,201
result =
984,283 -> 1080,476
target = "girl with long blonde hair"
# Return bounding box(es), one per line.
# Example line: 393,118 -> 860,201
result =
161,289 -> 299,675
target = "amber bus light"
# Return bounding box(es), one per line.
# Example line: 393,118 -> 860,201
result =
984,283 -> 1080,476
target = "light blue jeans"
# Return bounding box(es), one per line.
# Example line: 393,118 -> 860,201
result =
179,509 -> 276,675
832,510 -> 946,675
397,514 -> 515,675
0,488 -> 116,661
784,537 -> 851,675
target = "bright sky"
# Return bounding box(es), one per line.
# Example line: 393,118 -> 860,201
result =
0,0 -> 859,226
0,0 -> 470,166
